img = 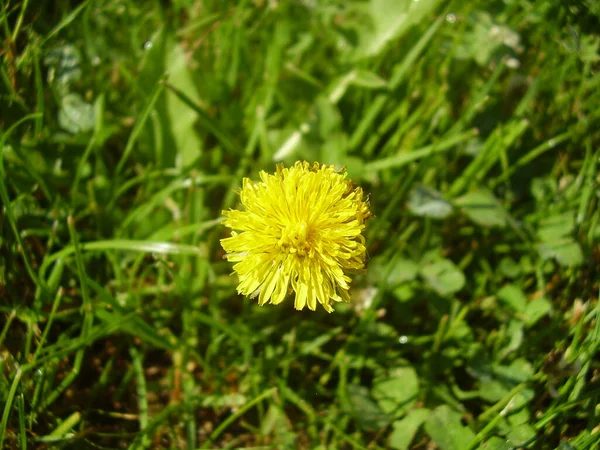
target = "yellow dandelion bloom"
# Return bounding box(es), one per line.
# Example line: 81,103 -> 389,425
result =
221,161 -> 371,312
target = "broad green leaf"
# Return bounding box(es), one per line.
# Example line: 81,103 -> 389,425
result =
496,284 -> 527,313
501,319 -> 524,355
388,259 -> 419,286
420,259 -> 465,296
354,0 -> 444,58
368,255 -> 418,286
498,257 -> 521,279
455,189 -> 507,228
507,406 -> 530,426
538,239 -> 583,267
388,408 -> 430,450
407,185 -> 453,219
537,212 -> 575,241
495,358 -> 534,383
424,405 -> 475,450
44,44 -> 82,89
58,93 -> 95,134
507,423 -> 536,444
165,42 -> 203,167
523,297 -> 552,326
454,12 -> 521,66
479,379 -> 510,402
531,177 -> 557,201
372,366 -> 419,415
393,284 -> 415,302
345,385 -> 389,430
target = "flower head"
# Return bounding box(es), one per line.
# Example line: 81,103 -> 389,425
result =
221,161 -> 371,312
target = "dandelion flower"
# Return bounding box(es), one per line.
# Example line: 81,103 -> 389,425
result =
221,161 -> 371,312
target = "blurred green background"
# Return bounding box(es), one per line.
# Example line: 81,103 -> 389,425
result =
1,0 -> 599,449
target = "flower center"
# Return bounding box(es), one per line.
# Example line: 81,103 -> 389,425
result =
278,221 -> 311,256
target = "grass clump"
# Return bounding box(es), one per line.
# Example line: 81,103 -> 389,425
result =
1,1 -> 599,449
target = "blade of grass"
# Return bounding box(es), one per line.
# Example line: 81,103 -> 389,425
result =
38,349 -> 85,412
87,277 -> 178,351
119,174 -> 231,230
40,239 -> 206,281
10,0 -> 29,42
67,216 -> 93,338
448,119 -> 529,196
164,81 -> 238,153
71,94 -> 105,201
490,129 -> 575,188
130,348 -> 150,448
364,129 -> 476,172
0,367 -> 23,449
128,404 -> 181,450
349,15 -> 445,151
31,288 -> 64,364
201,388 -> 276,448
17,393 -> 26,450
39,0 -> 90,47
0,309 -> 16,348
49,411 -> 81,438
0,113 -> 48,294
116,77 -> 166,174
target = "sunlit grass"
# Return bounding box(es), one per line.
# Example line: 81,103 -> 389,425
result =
1,1 -> 599,449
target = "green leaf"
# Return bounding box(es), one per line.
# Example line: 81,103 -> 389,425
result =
424,405 -> 475,450
344,385 -> 389,431
537,212 -> 575,241
165,41 -> 203,167
328,69 -> 388,103
388,408 -> 430,450
538,239 -> 583,267
368,255 -> 419,286
496,358 -> 534,383
498,257 -> 521,279
44,44 -> 82,89
407,185 -> 453,219
354,0 -> 444,58
455,189 -> 507,228
501,319 -> 524,355
352,69 -> 388,89
507,423 -> 536,444
58,93 -> 95,134
420,259 -> 465,297
496,284 -> 527,313
478,379 -> 510,402
372,366 -> 419,416
388,259 -> 420,286
523,297 -> 552,326
454,12 -> 521,66
507,407 -> 530,426
393,284 -> 415,302
481,436 -> 513,450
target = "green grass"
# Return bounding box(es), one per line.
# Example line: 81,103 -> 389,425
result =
1,0 -> 599,449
